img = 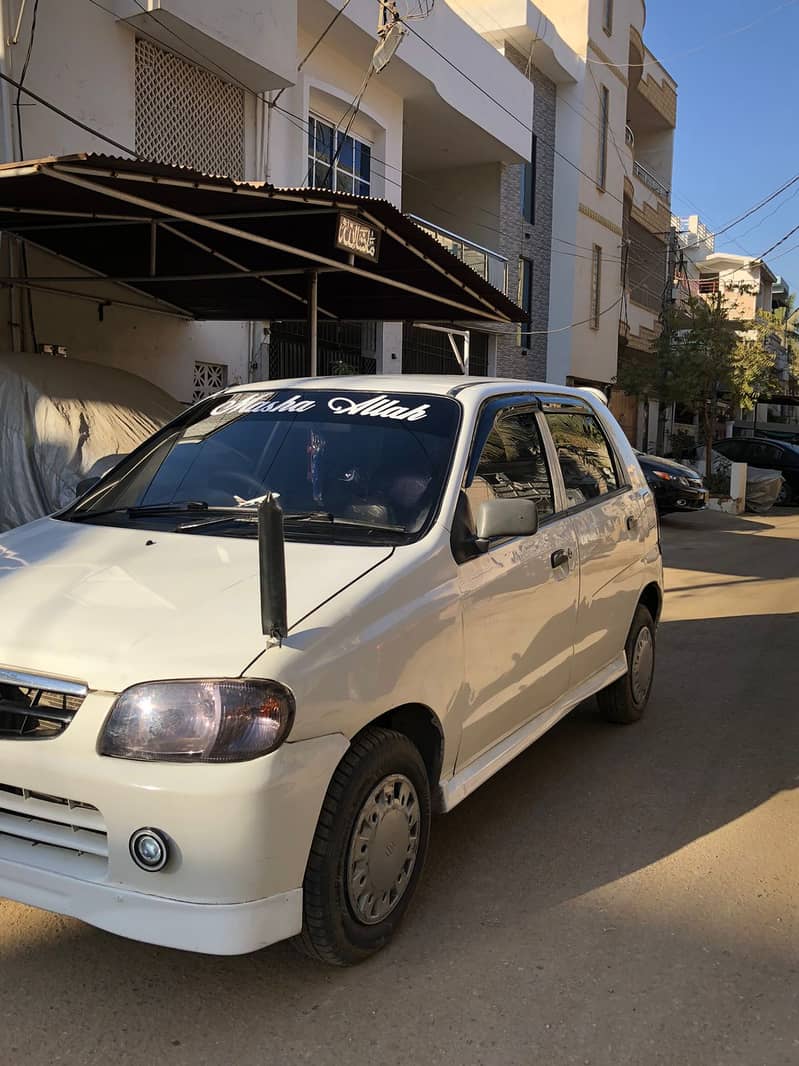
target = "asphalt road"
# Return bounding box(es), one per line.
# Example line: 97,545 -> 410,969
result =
1,509 -> 797,1066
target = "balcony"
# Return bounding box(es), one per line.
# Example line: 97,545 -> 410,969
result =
633,160 -> 670,202
114,0 -> 296,89
408,215 -> 508,294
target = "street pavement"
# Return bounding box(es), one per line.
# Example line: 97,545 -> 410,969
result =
1,509 -> 797,1066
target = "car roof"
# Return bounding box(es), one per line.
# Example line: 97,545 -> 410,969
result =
226,375 -> 600,408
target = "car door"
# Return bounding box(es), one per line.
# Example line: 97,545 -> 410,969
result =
542,398 -> 645,683
455,400 -> 579,770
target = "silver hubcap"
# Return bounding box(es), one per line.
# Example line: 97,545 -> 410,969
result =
346,774 -> 420,925
630,626 -> 654,704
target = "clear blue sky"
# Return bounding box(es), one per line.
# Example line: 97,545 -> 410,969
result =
644,0 -> 799,294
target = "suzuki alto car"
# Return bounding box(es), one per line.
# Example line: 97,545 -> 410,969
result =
0,377 -> 662,965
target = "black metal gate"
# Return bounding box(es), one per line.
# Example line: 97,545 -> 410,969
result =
268,321 -> 377,379
402,325 -> 489,375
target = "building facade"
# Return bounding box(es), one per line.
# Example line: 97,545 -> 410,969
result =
0,0 -> 534,400
455,0 -> 677,423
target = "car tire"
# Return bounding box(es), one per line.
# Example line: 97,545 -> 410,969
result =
296,726 -> 431,966
776,482 -> 794,507
597,605 -> 656,725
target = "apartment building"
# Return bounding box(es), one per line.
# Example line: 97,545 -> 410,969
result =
672,215 -> 797,442
454,0 -> 677,443
0,0 -> 533,400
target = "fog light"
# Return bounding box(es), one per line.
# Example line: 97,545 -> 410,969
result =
129,828 -> 169,871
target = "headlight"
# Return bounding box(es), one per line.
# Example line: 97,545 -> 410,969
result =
98,680 -> 295,763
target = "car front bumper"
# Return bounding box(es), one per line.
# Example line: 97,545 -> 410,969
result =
0,692 -> 348,954
0,859 -> 302,955
650,481 -> 707,512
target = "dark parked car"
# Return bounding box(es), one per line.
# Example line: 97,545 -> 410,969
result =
712,437 -> 799,505
636,451 -> 707,514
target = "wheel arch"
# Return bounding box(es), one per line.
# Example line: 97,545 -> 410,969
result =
363,703 -> 445,789
639,581 -> 663,624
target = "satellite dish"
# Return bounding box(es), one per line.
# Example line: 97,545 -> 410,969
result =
372,19 -> 405,73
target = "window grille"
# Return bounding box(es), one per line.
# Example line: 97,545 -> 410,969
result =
135,38 -> 245,179
193,361 -> 228,402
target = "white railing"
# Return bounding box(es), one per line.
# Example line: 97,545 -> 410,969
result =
625,125 -> 634,147
407,214 -> 508,294
633,160 -> 670,201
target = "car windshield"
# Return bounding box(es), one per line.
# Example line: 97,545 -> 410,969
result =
65,388 -> 461,543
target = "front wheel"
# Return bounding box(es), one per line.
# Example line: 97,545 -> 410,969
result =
597,605 -> 656,724
297,726 -> 431,966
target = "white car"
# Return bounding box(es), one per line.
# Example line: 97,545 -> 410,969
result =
0,376 -> 662,964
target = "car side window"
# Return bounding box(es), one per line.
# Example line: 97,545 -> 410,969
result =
745,441 -> 779,466
545,410 -> 620,507
715,439 -> 741,461
467,408 -> 554,520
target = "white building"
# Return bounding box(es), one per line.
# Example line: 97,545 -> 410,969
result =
0,0 -> 533,401
452,0 -> 678,450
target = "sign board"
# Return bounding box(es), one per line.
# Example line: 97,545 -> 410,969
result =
335,213 -> 381,263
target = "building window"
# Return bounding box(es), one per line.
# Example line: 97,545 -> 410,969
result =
602,0 -> 614,35
590,245 -> 602,329
193,361 -> 228,402
597,86 -> 609,190
135,39 -> 245,179
308,115 -> 371,194
521,135 -> 537,224
518,257 -> 533,344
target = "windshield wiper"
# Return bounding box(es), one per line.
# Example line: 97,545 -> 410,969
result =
177,510 -> 406,535
70,501 -> 211,522
284,511 -> 405,531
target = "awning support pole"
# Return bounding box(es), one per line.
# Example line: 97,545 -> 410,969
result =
149,221 -> 157,276
307,270 -> 318,376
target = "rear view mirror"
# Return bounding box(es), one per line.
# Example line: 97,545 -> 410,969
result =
475,498 -> 538,552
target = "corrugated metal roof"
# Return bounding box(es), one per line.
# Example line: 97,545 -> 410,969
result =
0,154 -> 522,324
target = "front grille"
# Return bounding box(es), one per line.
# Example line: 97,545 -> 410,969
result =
0,667 -> 87,739
0,782 -> 108,874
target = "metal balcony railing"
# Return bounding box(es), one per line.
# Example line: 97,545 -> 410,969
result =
625,124 -> 634,147
633,160 -> 670,201
407,214 -> 508,294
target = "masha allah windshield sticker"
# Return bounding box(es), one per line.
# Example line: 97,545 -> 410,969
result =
211,392 -> 431,422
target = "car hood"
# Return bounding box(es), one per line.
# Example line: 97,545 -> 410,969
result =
637,452 -> 699,478
0,518 -> 393,692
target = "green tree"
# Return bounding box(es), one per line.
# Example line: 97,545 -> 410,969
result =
731,309 -> 787,415
617,293 -> 739,484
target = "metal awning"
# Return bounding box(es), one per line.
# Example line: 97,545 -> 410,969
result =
0,154 -> 523,328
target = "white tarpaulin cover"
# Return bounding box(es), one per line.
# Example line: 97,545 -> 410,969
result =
0,352 -> 182,531
692,447 -> 783,514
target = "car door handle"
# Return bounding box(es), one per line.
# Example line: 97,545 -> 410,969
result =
551,548 -> 570,569
626,514 -> 638,531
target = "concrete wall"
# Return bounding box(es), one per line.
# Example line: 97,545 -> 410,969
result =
401,163 -> 502,252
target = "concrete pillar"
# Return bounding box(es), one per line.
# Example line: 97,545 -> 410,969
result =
376,322 -> 403,374
730,462 -> 747,513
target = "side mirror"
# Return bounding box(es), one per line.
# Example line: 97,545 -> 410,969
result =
474,498 -> 538,552
75,476 -> 101,498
